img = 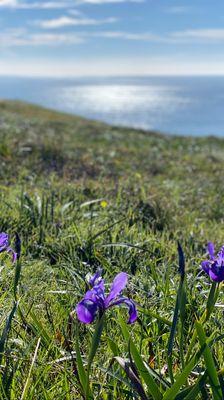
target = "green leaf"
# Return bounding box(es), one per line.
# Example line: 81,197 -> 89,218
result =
167,243 -> 187,382
119,316 -> 162,400
29,311 -> 52,347
107,337 -> 119,356
186,282 -> 220,363
85,314 -> 105,398
138,307 -> 171,326
182,373 -> 208,400
163,349 -> 203,400
87,314 -> 105,370
0,301 -> 18,366
13,259 -> 22,300
177,242 -> 185,280
195,321 -> 222,400
75,331 -> 87,394
206,282 -> 219,319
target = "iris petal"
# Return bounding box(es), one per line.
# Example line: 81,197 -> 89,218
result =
109,297 -> 138,324
84,280 -> 105,302
0,233 -> 9,252
201,260 -> 210,274
208,265 -> 224,282
207,242 -> 215,260
89,269 -> 103,287
209,269 -> 222,282
76,299 -> 98,324
202,243 -> 224,282
105,272 -> 128,307
7,247 -> 17,263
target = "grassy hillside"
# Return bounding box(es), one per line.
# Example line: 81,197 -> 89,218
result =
0,100 -> 224,399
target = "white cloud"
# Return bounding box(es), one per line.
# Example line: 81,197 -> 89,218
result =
166,6 -> 191,14
2,26 -> 224,50
0,0 -> 74,9
75,0 -> 144,4
28,33 -> 83,45
37,16 -> 117,29
0,0 -> 143,6
172,29 -> 224,42
0,0 -> 17,6
95,29 -> 224,44
97,31 -> 159,41
93,30 -> 170,43
33,1 -> 73,9
0,29 -> 83,46
68,9 -> 83,16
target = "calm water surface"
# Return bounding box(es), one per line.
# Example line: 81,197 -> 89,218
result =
1,75 -> 224,136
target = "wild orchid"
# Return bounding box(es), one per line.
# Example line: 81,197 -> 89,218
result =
201,242 -> 224,282
0,233 -> 17,263
76,270 -> 137,324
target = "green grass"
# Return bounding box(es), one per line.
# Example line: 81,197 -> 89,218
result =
0,100 -> 224,399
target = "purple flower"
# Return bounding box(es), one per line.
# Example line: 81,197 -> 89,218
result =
0,233 -> 17,263
201,242 -> 224,282
76,271 -> 137,324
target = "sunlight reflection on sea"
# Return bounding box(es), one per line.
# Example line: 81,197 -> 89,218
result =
54,83 -> 190,130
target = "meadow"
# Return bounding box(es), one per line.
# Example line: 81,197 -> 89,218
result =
0,100 -> 224,399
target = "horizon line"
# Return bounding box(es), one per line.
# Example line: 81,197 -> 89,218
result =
2,72 -> 224,78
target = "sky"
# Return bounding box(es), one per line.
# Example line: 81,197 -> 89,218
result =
1,0 -> 224,76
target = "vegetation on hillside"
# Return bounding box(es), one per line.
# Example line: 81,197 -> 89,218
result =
0,100 -> 223,399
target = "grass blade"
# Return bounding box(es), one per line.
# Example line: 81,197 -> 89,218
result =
195,321 -> 222,400
167,243 -> 186,381
20,337 -> 41,400
75,330 -> 87,394
163,348 -> 204,400
119,316 -> 162,400
85,314 -> 105,398
0,302 -> 18,366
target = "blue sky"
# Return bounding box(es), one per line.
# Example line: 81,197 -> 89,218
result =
1,0 -> 224,76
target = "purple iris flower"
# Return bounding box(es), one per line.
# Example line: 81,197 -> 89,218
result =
201,242 -> 224,282
76,271 -> 137,324
0,233 -> 17,263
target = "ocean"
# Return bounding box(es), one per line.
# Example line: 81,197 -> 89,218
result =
1,75 -> 224,136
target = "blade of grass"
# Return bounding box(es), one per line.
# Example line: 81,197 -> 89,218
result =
137,307 -> 171,326
75,330 -> 87,395
186,282 -> 219,362
163,348 -> 204,400
183,373 -> 208,400
167,243 -> 186,382
85,314 -> 105,398
195,321 -> 222,400
21,337 -> 41,400
119,316 -> 162,400
0,301 -> 18,366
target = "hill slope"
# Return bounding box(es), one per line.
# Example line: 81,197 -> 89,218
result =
0,100 -> 224,398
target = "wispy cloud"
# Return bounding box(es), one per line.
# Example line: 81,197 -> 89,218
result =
0,0 -> 74,9
98,31 -> 159,41
0,0 -> 16,6
165,6 -> 192,14
172,29 -> 224,42
96,29 -> 224,44
2,27 -> 224,49
75,0 -> 144,4
0,29 -> 84,46
36,16 -> 118,29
